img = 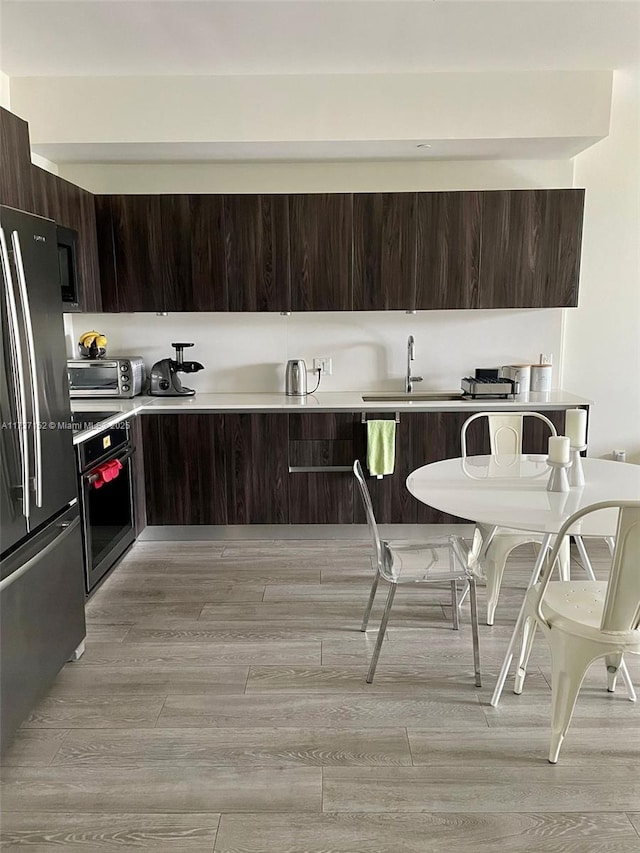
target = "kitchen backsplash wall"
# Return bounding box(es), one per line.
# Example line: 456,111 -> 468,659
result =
65,310 -> 564,394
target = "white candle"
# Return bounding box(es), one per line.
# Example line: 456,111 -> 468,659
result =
548,436 -> 571,464
565,409 -> 587,448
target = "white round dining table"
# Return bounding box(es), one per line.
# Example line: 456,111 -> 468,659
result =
406,455 -> 640,705
406,455 -> 640,538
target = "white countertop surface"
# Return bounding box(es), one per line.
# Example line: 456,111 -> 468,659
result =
71,390 -> 593,444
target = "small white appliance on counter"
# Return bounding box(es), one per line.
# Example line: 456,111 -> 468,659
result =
67,357 -> 145,398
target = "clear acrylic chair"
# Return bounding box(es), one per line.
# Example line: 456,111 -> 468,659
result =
513,501 -> 640,763
353,460 -> 482,687
461,411 -> 573,625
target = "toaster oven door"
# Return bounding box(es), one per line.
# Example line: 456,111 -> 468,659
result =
68,361 -> 120,397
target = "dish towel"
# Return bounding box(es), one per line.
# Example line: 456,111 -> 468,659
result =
366,420 -> 396,478
92,459 -> 123,489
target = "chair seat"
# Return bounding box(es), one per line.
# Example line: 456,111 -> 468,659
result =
385,538 -> 469,584
535,581 -> 640,646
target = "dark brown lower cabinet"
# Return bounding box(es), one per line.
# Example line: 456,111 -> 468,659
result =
142,414 -> 228,525
288,413 -> 355,524
225,414 -> 289,524
141,409 -> 569,526
129,415 -> 147,535
356,409 -> 567,524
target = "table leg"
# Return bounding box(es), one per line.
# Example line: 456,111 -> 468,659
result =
490,533 -> 552,707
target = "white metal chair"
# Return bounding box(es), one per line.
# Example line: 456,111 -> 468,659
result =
513,501 -> 640,763
353,460 -> 482,686
461,412 -> 573,625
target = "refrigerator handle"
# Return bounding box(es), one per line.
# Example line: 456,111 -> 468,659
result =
11,230 -> 43,509
0,227 -> 30,523
0,516 -> 80,593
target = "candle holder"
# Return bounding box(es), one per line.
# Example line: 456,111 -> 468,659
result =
569,445 -> 587,487
547,459 -> 571,493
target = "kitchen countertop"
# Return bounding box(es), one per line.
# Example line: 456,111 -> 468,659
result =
71,390 -> 593,445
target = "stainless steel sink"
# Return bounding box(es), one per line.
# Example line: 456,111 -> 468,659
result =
362,391 -> 464,402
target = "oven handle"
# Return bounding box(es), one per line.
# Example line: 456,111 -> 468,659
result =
83,446 -> 136,485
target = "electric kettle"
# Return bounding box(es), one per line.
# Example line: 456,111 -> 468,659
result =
285,359 -> 308,396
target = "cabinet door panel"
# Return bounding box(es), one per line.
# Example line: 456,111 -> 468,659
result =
353,193 -> 416,310
354,414 -> 416,524
142,414 -> 227,525
108,195 -> 165,312
538,190 -> 584,307
289,473 -> 354,524
407,412 -> 472,524
479,190 -> 583,308
226,414 -> 289,524
94,196 -> 119,311
160,194 -> 192,311
100,195 -> 191,312
189,195 -> 228,311
289,413 -> 355,442
290,194 -> 352,311
522,409 -> 566,452
288,413 -> 355,522
32,167 -> 102,312
0,108 -> 34,213
416,192 -> 482,310
224,194 -> 290,311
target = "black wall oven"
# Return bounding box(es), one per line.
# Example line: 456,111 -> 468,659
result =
77,418 -> 136,594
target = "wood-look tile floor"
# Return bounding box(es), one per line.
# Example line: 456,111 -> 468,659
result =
2,538 -> 639,851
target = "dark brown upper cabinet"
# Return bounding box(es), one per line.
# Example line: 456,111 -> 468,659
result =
478,189 -> 584,308
189,194 -> 227,311
223,194 -> 290,312
32,166 -> 102,312
96,194 -> 191,312
289,193 -> 353,311
0,107 -> 35,214
1,108 -> 101,312
94,188 -> 584,313
353,192 -> 417,310
416,191 -> 482,310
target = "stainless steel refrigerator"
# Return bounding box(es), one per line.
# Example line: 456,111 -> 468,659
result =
1,205 -> 86,751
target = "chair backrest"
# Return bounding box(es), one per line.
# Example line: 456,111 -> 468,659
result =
535,501 -> 640,633
353,459 -> 384,570
461,411 -> 558,458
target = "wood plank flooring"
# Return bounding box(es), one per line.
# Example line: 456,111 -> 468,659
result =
2,537 -> 639,851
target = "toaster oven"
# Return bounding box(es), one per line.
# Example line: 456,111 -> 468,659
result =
67,357 -> 145,398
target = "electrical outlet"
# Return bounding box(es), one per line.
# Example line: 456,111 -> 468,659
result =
539,353 -> 553,365
313,357 -> 332,376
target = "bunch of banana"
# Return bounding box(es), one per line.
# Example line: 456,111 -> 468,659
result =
79,330 -> 108,352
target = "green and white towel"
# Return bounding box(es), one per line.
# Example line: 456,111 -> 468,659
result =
366,420 -> 396,478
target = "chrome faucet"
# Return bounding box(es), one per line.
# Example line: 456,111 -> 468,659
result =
405,335 -> 423,392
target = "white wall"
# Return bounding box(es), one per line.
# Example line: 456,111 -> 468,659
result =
12,71 -> 611,147
59,158 -> 573,196
565,68 -> 640,462
0,71 -> 10,108
66,309 -> 564,396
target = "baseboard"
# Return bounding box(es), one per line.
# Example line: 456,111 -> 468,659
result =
138,524 -> 474,541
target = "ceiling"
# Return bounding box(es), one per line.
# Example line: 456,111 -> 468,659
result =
2,1 -> 639,78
